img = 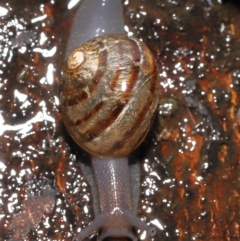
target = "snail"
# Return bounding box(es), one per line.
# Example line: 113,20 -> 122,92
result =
60,34 -> 159,241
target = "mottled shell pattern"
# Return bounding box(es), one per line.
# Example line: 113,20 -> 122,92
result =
60,34 -> 159,158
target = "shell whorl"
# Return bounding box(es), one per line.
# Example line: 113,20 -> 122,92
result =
60,34 -> 159,158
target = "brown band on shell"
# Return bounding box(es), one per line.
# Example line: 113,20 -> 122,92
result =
109,97 -> 153,154
79,38 -> 142,143
74,101 -> 105,126
63,90 -> 88,107
88,49 -> 108,94
109,38 -> 141,95
109,68 -> 122,91
83,101 -> 125,142
124,38 -> 141,94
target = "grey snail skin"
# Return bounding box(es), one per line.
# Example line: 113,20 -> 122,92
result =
60,34 -> 159,241
65,0 -> 124,57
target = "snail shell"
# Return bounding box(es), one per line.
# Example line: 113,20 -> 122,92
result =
60,34 -> 159,157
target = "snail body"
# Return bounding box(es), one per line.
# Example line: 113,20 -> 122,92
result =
60,34 -> 159,240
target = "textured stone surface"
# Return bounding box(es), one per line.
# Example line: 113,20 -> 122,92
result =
0,0 -> 239,240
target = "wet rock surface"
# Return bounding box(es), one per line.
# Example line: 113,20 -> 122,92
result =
0,0 -> 239,240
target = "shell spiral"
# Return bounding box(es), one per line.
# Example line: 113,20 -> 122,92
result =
60,34 -> 159,158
